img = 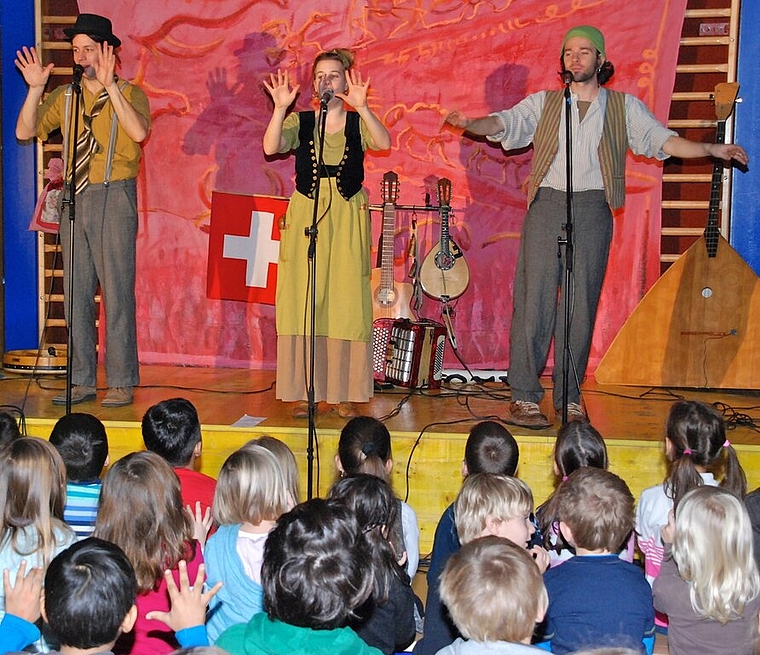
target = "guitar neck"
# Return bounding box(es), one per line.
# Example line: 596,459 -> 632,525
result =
380,203 -> 395,288
706,120 -> 726,257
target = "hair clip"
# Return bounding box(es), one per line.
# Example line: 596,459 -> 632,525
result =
561,475 -> 569,482
723,439 -> 731,448
682,448 -> 693,456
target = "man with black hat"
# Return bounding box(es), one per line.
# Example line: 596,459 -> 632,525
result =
445,25 -> 748,429
15,13 -> 150,408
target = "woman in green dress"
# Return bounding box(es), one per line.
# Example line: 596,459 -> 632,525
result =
263,49 -> 391,419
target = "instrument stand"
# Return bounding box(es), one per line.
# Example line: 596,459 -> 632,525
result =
61,80 -> 84,416
440,296 -> 458,351
557,79 -> 575,426
304,97 -> 330,500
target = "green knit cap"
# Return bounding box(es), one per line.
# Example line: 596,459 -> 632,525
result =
561,25 -> 605,58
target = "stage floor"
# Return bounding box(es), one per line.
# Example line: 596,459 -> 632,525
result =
3,363 -> 760,552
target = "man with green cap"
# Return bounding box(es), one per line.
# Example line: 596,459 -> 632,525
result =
445,25 -> 747,429
15,13 -> 150,408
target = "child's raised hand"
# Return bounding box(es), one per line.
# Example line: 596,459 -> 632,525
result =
3,560 -> 44,624
145,560 -> 222,632
528,545 -> 551,573
186,501 -> 214,547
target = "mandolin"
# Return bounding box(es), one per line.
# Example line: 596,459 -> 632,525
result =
419,177 -> 470,300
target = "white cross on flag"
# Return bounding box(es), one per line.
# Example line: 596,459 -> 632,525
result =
206,192 -> 287,304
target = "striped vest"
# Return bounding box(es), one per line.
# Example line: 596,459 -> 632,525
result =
527,89 -> 628,209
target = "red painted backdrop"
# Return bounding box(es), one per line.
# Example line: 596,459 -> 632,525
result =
80,0 -> 688,372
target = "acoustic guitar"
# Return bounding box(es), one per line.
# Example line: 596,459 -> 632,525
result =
419,178 -> 470,300
371,171 -> 414,320
595,82 -> 760,388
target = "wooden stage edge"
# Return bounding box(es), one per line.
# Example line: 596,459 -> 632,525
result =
2,363 -> 760,552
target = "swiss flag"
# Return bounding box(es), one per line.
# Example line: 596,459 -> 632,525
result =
207,192 -> 288,305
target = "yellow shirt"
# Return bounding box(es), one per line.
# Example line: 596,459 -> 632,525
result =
37,80 -> 150,183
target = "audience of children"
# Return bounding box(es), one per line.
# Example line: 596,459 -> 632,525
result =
142,398 -> 217,519
539,467 -> 654,654
415,420 -> 520,655
0,437 -> 77,650
204,443 -> 293,642
335,416 -> 420,577
49,413 -> 109,539
328,473 -> 416,654
438,536 -> 549,655
215,498 -> 383,655
653,486 -> 760,655
94,451 -> 204,655
2,396 -> 757,655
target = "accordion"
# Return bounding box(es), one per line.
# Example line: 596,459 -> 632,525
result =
372,318 -> 446,389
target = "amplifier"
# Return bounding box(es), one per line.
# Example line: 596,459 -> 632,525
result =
372,318 -> 446,389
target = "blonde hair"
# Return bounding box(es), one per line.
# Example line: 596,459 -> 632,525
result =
94,451 -> 193,592
440,536 -> 547,643
454,473 -> 533,545
672,486 -> 760,624
245,436 -> 300,505
0,437 -> 71,567
213,444 -> 292,526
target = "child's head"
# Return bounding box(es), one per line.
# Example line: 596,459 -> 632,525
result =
454,473 -> 534,546
665,400 -> 747,509
0,437 -> 67,564
0,410 -> 22,446
554,420 -> 607,479
337,416 -> 392,481
142,398 -> 201,468
555,467 -> 633,553
262,498 -> 373,629
672,486 -> 760,624
440,535 -> 547,644
49,412 -> 109,482
463,421 -> 519,476
246,435 -> 300,504
213,444 -> 292,526
94,451 -> 192,592
44,537 -> 137,649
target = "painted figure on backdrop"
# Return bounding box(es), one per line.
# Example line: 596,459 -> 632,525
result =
15,13 -> 150,408
445,25 -> 748,429
263,48 -> 391,419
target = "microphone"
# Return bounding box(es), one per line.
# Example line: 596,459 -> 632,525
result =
561,70 -> 574,85
320,89 -> 334,106
73,64 -> 84,86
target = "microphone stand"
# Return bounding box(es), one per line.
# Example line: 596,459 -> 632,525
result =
61,73 -> 83,415
305,93 -> 330,499
558,74 -> 574,426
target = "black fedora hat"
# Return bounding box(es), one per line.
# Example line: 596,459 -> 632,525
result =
63,13 -> 121,48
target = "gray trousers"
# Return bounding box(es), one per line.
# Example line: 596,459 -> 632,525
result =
508,188 -> 612,409
59,179 -> 139,388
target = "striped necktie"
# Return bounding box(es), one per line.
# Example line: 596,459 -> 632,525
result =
73,89 -> 109,194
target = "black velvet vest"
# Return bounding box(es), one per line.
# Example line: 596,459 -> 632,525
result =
294,111 -> 364,200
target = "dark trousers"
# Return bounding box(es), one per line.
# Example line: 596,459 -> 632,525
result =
59,179 -> 140,388
508,188 -> 612,409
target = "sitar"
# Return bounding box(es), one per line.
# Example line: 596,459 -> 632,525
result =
418,178 -> 470,300
371,171 -> 414,320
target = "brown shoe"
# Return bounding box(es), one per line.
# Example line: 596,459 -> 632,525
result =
101,387 -> 133,407
336,402 -> 359,419
507,400 -> 551,429
52,385 -> 97,406
292,401 -> 309,418
556,402 -> 586,423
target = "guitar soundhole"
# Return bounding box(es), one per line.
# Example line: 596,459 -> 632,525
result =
376,288 -> 397,307
701,286 -> 713,299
